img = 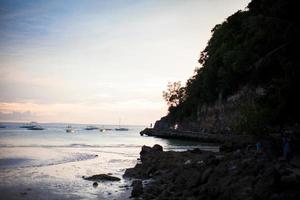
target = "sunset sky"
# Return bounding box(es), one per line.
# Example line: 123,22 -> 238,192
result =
0,0 -> 249,125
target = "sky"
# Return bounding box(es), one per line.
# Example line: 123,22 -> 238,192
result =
0,0 -> 250,125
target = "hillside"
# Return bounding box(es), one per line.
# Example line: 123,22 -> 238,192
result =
157,0 -> 300,136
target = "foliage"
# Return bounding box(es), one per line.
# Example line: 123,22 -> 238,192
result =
162,81 -> 185,107
232,99 -> 272,135
164,0 -> 300,131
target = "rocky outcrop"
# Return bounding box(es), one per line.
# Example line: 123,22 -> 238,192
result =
141,128 -> 255,152
83,174 -> 121,181
124,145 -> 300,200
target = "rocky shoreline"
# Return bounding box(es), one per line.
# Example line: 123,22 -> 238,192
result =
124,143 -> 300,200
141,128 -> 259,152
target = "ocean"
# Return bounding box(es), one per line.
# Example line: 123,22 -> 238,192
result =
0,123 -> 218,199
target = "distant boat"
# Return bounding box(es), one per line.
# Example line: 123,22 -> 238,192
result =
99,126 -> 112,132
85,126 -> 98,130
99,128 -> 106,132
0,124 -> 6,128
66,125 -> 75,133
115,128 -> 129,131
115,119 -> 129,131
27,125 -> 44,130
20,121 -> 38,129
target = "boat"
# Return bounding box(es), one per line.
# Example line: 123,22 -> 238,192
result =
85,125 -> 98,130
20,121 -> 38,128
99,126 -> 113,132
115,127 -> 129,131
99,128 -> 106,132
0,124 -> 6,128
27,125 -> 44,130
115,119 -> 129,131
66,125 -> 75,133
99,127 -> 113,132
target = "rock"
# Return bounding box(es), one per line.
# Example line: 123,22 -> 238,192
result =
281,174 -> 298,185
184,160 -> 192,165
189,148 -> 202,154
201,167 -> 213,183
93,182 -> 98,188
197,160 -> 204,165
152,144 -> 163,152
131,180 -> 143,197
83,174 -> 121,181
123,141 -> 300,200
140,145 -> 152,157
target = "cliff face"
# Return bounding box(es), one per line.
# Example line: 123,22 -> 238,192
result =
155,87 -> 266,134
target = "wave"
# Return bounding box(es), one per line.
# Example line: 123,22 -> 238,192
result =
0,152 -> 98,170
0,143 -> 143,149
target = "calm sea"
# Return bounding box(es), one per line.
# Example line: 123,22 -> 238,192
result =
0,123 -> 218,199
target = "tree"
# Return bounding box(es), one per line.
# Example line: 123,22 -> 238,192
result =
163,81 -> 185,107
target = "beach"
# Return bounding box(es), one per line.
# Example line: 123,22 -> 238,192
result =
0,123 -> 218,199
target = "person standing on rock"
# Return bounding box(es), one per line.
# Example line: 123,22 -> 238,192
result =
282,133 -> 292,163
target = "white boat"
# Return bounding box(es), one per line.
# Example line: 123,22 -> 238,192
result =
99,127 -> 113,132
20,121 -> 38,129
99,128 -> 106,132
27,125 -> 44,130
66,125 -> 75,133
115,119 -> 129,131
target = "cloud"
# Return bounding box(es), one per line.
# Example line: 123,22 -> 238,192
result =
0,111 -> 37,122
0,100 -> 167,124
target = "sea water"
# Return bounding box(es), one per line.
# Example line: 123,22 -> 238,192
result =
0,123 -> 218,199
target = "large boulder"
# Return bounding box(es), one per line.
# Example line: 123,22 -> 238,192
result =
83,174 -> 121,181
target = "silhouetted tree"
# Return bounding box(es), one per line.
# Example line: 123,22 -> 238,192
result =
163,82 -> 185,108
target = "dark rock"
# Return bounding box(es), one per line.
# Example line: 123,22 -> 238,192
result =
152,144 -> 163,152
20,192 -> 27,196
140,145 -> 152,158
93,182 -> 98,188
124,141 -> 300,200
83,174 -> 121,181
131,180 -> 143,197
201,167 -> 213,183
281,174 -> 298,186
189,148 -> 202,154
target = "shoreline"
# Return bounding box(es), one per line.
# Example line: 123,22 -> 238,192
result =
141,128 -> 258,152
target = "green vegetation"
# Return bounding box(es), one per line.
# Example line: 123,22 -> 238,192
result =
163,0 -> 300,132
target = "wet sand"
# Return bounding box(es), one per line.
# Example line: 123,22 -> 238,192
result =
0,147 -> 135,200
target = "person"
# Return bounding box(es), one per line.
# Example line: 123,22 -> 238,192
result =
282,133 -> 292,162
256,142 -> 262,154
150,123 -> 152,128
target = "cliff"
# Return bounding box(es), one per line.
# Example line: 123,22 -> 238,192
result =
154,86 -> 266,134
152,0 -> 300,138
